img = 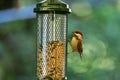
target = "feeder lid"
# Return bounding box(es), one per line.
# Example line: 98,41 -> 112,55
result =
34,0 -> 71,13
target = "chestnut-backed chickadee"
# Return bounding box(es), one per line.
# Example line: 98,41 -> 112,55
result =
70,30 -> 83,60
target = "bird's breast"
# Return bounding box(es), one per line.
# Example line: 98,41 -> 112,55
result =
71,37 -> 78,51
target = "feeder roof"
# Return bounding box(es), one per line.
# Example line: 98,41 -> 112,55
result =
34,0 -> 71,14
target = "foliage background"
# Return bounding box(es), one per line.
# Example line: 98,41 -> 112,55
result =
0,0 -> 120,80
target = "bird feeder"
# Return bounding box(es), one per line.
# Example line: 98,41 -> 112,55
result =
34,0 -> 71,79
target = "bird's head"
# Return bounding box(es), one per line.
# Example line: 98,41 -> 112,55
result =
73,30 -> 83,40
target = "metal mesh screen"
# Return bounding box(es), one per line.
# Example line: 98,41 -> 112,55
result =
37,13 -> 67,80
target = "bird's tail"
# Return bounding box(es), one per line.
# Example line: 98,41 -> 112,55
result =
80,54 -> 82,61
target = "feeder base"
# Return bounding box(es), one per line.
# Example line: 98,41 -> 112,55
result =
37,76 -> 67,80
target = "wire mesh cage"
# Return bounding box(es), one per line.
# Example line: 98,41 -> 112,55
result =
37,13 -> 67,80
34,0 -> 71,80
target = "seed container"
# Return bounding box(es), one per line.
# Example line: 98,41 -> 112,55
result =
34,0 -> 71,80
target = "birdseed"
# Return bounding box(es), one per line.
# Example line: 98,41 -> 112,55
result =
37,41 -> 65,80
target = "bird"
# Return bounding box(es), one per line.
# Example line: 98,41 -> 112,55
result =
70,30 -> 83,60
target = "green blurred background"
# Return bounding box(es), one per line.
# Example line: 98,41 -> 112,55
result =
0,0 -> 120,80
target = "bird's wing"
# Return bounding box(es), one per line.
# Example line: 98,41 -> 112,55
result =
77,40 -> 83,58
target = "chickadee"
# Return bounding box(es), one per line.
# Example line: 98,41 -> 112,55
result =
70,30 -> 83,60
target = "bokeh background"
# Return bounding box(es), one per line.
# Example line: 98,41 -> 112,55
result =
0,0 -> 120,80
